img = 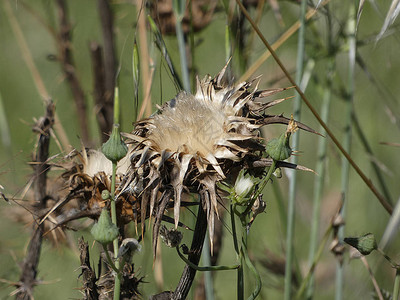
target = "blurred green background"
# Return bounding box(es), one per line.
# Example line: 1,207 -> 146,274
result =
1,0 -> 400,299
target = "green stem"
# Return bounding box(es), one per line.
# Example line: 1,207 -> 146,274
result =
307,57 -> 334,298
377,248 -> 398,269
102,244 -> 119,274
110,161 -> 121,300
352,114 -> 393,205
284,0 -> 307,298
231,204 -> 244,300
336,4 -> 356,300
242,237 -> 261,300
114,87 -> 120,125
176,246 -> 239,271
296,224 -> 333,299
173,0 -> 190,92
393,268 -> 400,300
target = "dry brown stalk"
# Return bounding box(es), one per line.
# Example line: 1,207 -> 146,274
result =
97,0 -> 117,127
90,42 -> 114,142
15,101 -> 54,300
56,0 -> 90,145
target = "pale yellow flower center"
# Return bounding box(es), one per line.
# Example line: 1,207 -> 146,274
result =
149,93 -> 226,156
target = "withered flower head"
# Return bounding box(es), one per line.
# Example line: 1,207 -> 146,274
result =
120,64 -> 303,254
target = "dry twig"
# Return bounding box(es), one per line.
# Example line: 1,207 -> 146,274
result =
15,101 -> 54,300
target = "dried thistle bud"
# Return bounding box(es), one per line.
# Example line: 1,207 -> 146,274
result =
118,238 -> 141,261
344,233 -> 377,256
91,209 -> 119,244
266,116 -> 298,161
159,225 -> 183,248
101,124 -> 128,163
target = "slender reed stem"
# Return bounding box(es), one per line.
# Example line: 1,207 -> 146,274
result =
284,0 -> 307,298
307,58 -> 334,298
336,4 -> 356,299
296,225 -> 333,299
173,0 -> 191,92
352,114 -> 393,205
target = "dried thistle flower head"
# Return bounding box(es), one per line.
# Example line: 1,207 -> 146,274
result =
159,225 -> 183,248
122,63 -> 312,256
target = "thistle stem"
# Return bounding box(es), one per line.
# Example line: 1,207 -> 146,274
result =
102,243 -> 119,274
176,246 -> 239,271
377,248 -> 398,269
173,202 -> 208,299
231,203 -> 244,300
242,236 -> 261,300
110,161 -> 121,300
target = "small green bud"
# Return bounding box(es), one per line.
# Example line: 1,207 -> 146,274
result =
91,209 -> 119,244
266,116 -> 298,161
101,124 -> 128,163
266,132 -> 292,161
344,233 -> 377,256
101,190 -> 110,200
232,169 -> 256,205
